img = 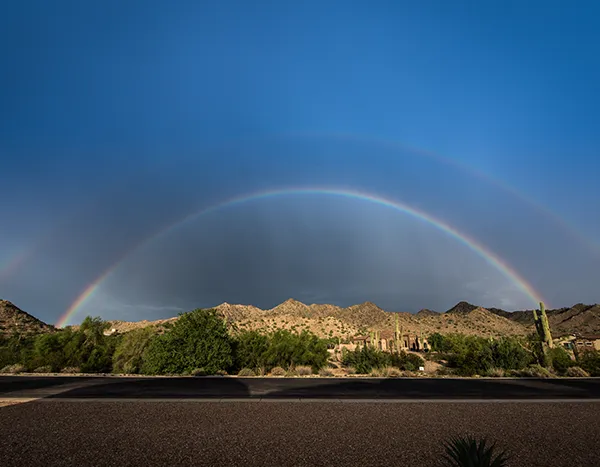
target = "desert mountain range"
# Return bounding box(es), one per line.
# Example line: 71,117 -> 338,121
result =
1,298 -> 599,340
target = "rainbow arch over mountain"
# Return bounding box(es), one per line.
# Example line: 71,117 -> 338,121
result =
56,187 -> 546,327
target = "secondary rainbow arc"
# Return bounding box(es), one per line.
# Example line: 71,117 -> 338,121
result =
4,134 -> 598,290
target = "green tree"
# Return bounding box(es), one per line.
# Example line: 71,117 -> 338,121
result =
233,330 -> 270,372
141,309 -> 233,375
31,332 -> 66,371
262,330 -> 328,372
491,337 -> 533,371
428,332 -> 449,352
577,350 -> 600,376
112,327 -> 155,374
342,346 -> 390,374
0,333 -> 35,369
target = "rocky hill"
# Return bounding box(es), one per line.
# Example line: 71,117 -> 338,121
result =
489,303 -> 600,337
74,298 -> 528,340
446,301 -> 479,314
2,297 -> 598,341
0,299 -> 54,337
188,299 -> 531,339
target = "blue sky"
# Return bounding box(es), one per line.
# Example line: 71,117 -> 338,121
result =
1,1 -> 599,324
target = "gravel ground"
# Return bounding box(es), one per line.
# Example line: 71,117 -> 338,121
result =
1,401 -> 599,467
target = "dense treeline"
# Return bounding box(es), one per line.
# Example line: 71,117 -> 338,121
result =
2,311 -> 599,377
427,332 -> 598,376
0,316 -> 119,373
0,309 -> 330,375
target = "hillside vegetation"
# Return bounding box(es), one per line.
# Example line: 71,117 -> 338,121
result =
100,299 -> 538,340
0,300 -> 54,336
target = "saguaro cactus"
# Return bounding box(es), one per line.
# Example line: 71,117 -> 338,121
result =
533,302 -> 554,349
400,325 -> 404,350
395,314 -> 400,352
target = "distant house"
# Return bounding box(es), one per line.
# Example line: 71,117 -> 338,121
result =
573,335 -> 600,352
555,335 -> 576,350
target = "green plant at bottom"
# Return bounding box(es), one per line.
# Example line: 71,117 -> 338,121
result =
237,368 -> 256,377
440,436 -> 509,467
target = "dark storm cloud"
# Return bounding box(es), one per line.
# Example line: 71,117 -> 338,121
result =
3,137 -> 599,324
84,191 -> 547,322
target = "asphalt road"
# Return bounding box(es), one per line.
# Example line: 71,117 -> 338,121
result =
2,375 -> 600,400
1,377 -> 600,467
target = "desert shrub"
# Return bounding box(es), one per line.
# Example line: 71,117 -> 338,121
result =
238,368 -> 256,377
233,329 -> 328,373
491,337 -> 533,371
369,368 -> 384,377
382,366 -> 401,377
191,368 -> 208,376
342,346 -> 390,374
33,365 -> 53,373
262,330 -> 329,373
565,366 -> 590,377
548,347 -> 574,375
215,369 -> 228,376
511,364 -> 554,378
346,366 -> 356,375
270,366 -> 286,376
440,435 -> 509,467
483,368 -> 505,378
318,368 -> 334,377
142,309 -> 233,375
390,351 -> 424,371
577,350 -> 600,377
438,334 -> 533,376
112,327 -> 155,374
436,366 -> 455,376
60,367 -> 80,374
1,363 -> 26,374
296,365 -> 312,376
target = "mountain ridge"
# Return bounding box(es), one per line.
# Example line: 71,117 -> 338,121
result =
2,298 -> 598,340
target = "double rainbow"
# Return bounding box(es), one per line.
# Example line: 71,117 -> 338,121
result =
56,187 -> 545,327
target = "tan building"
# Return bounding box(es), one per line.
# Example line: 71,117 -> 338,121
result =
352,330 -> 429,352
573,335 -> 600,352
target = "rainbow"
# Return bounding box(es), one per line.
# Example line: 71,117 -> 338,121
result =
0,249 -> 33,283
56,187 -> 546,327
290,131 -> 600,256
5,134 -> 598,289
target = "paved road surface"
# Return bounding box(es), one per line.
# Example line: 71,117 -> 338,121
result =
1,376 -> 600,466
2,375 -> 600,400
